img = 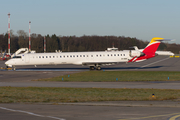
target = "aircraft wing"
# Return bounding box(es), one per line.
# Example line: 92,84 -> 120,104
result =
82,62 -> 119,66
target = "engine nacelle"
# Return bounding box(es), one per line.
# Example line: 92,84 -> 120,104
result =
130,50 -> 144,57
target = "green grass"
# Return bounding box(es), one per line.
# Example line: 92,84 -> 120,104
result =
0,87 -> 180,103
36,71 -> 180,82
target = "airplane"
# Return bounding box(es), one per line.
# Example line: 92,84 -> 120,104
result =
5,37 -> 172,70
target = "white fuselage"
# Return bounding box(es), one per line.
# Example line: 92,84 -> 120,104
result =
6,50 -> 132,67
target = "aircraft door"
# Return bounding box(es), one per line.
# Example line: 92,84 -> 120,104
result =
21,55 -> 25,61
25,54 -> 30,63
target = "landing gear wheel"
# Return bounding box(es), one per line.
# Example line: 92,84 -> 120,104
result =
12,66 -> 16,71
13,67 -> 16,71
90,66 -> 95,70
96,66 -> 101,70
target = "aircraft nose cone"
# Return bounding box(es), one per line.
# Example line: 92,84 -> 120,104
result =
5,60 -> 13,67
5,61 -> 9,65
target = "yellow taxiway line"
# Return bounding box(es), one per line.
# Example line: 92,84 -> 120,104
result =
169,114 -> 180,120
0,67 -> 12,70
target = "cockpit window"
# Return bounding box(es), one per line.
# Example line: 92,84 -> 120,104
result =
12,56 -> 22,59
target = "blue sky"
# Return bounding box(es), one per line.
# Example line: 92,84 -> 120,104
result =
1,0 -> 180,43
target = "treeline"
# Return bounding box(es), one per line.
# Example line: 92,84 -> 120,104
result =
0,30 -> 180,53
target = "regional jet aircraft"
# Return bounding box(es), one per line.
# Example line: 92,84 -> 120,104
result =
5,37 -> 172,70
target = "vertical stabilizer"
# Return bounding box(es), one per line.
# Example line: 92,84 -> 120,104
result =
143,37 -> 164,54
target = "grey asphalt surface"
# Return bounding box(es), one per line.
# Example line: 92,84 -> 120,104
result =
1,102 -> 180,120
1,56 -> 180,120
1,81 -> 180,89
0,71 -> 79,82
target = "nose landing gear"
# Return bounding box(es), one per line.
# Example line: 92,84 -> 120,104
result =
13,66 -> 16,71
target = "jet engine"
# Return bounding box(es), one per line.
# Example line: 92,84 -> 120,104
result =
130,50 -> 145,57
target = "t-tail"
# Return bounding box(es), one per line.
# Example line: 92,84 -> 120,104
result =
128,37 -> 171,63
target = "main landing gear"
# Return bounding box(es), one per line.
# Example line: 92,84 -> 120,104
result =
90,66 -> 95,70
96,66 -> 101,70
89,66 -> 101,70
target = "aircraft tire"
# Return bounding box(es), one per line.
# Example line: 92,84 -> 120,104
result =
96,66 -> 101,70
90,66 -> 95,70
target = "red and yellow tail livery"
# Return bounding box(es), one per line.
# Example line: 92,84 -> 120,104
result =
128,37 -> 168,62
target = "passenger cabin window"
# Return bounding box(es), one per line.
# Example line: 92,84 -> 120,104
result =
46,56 -> 48,58
39,56 -> 41,58
49,56 -> 51,58
91,55 -> 93,57
83,55 -> 85,57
